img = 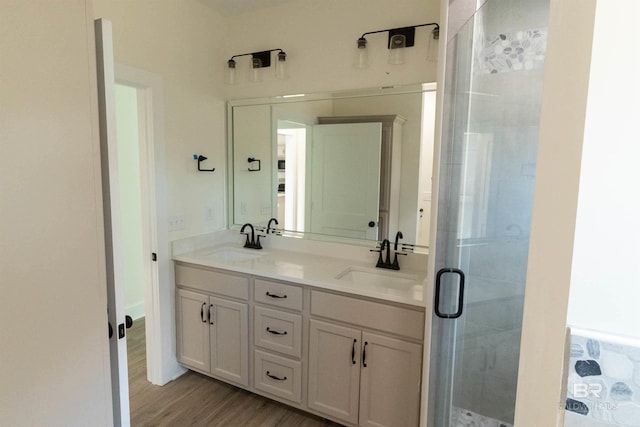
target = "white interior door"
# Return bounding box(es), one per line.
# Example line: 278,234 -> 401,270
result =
310,123 -> 382,240
95,18 -> 130,427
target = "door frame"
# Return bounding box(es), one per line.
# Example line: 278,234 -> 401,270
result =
114,63 -> 175,386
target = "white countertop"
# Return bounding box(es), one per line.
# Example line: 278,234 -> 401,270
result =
172,232 -> 427,307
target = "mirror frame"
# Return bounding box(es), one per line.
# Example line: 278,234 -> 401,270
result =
226,82 -> 436,249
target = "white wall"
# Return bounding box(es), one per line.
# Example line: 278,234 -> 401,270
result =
223,0 -> 440,100
93,0 -> 440,239
567,0 -> 640,340
92,0 -> 230,383
115,84 -> 146,319
232,104 -> 273,224
0,1 -> 112,424
517,2 -> 640,423
93,0 -> 228,240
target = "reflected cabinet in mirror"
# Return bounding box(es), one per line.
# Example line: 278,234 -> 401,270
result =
227,83 -> 436,248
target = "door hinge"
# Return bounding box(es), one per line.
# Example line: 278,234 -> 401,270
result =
152,252 -> 157,262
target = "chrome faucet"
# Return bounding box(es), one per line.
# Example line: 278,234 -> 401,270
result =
240,223 -> 262,249
267,217 -> 279,234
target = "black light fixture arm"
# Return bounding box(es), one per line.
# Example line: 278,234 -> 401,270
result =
228,48 -> 286,68
358,22 -> 439,50
359,22 -> 439,40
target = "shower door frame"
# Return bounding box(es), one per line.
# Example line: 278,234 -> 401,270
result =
422,0 -> 552,425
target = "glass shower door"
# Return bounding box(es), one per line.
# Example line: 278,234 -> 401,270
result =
428,0 -> 549,426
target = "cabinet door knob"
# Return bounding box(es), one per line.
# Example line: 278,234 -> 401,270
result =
209,304 -> 214,325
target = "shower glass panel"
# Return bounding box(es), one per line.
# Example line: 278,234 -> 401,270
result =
428,0 -> 549,426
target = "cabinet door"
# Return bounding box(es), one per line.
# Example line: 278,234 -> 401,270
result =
176,289 -> 210,372
359,332 -> 422,427
308,319 -> 361,425
209,296 -> 249,386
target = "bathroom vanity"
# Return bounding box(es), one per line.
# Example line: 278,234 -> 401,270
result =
173,231 -> 427,427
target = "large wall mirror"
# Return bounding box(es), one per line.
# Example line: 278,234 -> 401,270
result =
227,83 -> 436,248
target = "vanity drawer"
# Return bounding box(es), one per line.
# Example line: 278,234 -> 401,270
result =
175,264 -> 249,301
310,290 -> 424,341
254,279 -> 302,311
254,306 -> 302,357
254,350 -> 302,404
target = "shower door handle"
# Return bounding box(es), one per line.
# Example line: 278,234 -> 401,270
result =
434,268 -> 465,319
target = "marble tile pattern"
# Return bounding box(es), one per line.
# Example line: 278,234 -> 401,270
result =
476,28 -> 547,74
451,406 -> 513,427
565,330 -> 640,426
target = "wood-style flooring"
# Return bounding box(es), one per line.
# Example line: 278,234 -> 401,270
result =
127,318 -> 342,426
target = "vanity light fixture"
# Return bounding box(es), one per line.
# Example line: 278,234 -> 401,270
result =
226,48 -> 288,84
355,22 -> 439,68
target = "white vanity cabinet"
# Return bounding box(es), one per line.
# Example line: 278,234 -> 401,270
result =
252,279 -> 304,404
176,289 -> 210,372
174,261 -> 425,426
175,264 -> 249,387
308,291 -> 424,427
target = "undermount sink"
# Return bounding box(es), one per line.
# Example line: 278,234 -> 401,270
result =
335,266 -> 419,288
203,247 -> 264,263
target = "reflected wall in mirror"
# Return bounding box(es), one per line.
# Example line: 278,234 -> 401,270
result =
228,83 -> 436,247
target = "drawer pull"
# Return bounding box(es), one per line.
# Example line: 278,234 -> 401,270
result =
351,339 -> 357,365
266,291 -> 287,299
266,371 -> 287,381
266,327 -> 288,336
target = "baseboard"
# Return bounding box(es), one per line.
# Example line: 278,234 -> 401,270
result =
126,301 -> 145,320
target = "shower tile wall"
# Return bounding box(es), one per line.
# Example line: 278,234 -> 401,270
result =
565,329 -> 640,427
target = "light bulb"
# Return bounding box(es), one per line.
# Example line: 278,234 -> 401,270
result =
250,57 -> 263,83
388,34 -> 406,65
426,36 -> 438,62
427,27 -> 439,62
275,51 -> 288,80
354,37 -> 369,69
225,59 -> 236,85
